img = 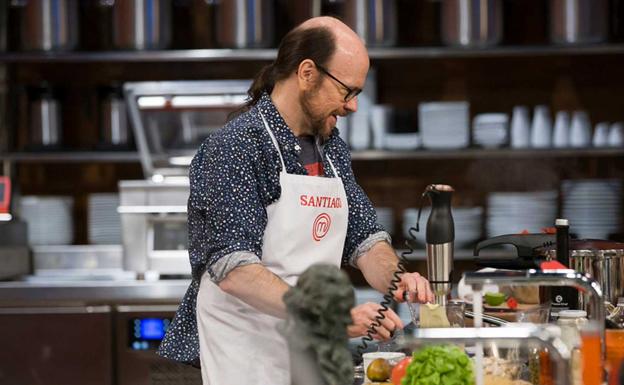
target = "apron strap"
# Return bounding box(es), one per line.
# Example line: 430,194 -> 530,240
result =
326,155 -> 340,178
259,110 -> 287,172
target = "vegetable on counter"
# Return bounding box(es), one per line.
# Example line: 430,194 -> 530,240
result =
401,345 -> 474,385
391,357 -> 412,385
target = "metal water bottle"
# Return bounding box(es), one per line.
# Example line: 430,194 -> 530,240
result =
424,184 -> 455,305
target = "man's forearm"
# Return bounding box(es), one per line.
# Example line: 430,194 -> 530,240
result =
356,241 -> 400,293
218,263 -> 290,319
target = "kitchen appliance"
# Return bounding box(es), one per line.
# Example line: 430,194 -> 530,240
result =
441,0 -> 502,47
10,0 -> 79,51
110,0 -> 172,50
27,86 -> 62,149
98,86 -> 131,149
0,177 -> 30,280
0,176 -> 10,216
424,184 -> 455,306
475,233 -> 624,314
543,240 -> 624,311
120,80 -> 250,276
342,0 -> 398,47
214,0 -> 274,48
115,305 -> 201,385
550,0 -> 608,45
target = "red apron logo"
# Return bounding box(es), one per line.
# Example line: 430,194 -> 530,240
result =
312,213 -> 332,241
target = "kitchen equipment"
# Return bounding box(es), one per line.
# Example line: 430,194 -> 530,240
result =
550,0 -> 608,45
510,105 -> 531,149
27,86 -> 62,149
19,195 -> 74,245
419,101 -> 470,149
110,0 -> 172,50
561,179 -> 621,240
31,244 -> 123,274
0,176 -> 10,215
441,0 -> 503,47
0,177 -> 30,280
124,80 -> 250,179
542,240 -> 624,311
98,86 -> 130,149
486,190 -> 557,237
553,110 -> 571,148
120,80 -> 250,276
530,105 -> 552,148
214,0 -> 274,48
89,193 -> 122,244
115,305 -> 202,385
472,113 -> 508,148
10,0 -> 79,51
342,0 -> 397,47
424,184 -> 455,306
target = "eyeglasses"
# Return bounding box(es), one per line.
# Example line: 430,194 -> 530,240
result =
314,63 -> 362,102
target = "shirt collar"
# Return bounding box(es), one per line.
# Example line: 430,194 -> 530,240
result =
254,91 -> 340,148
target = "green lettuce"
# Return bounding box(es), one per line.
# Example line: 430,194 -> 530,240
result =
401,345 -> 475,385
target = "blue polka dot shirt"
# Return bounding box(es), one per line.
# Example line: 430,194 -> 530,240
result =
158,92 -> 390,364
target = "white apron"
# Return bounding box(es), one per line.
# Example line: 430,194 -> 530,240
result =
196,112 -> 349,385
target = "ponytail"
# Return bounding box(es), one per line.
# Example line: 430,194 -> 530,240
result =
246,64 -> 275,108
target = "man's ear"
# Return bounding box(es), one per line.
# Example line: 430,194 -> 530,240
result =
297,59 -> 318,91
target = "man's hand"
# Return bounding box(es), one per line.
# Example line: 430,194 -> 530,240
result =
347,302 -> 404,340
393,271 -> 434,304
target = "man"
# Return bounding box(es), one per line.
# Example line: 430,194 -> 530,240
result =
159,16 -> 434,384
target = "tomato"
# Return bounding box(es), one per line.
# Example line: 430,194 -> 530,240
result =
390,356 -> 412,385
506,296 -> 518,310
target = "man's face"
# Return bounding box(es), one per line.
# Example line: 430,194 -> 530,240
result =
299,53 -> 369,138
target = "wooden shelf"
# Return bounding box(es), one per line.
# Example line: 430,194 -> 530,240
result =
2,148 -> 622,163
1,44 -> 624,64
351,148 -> 624,160
1,151 -> 140,163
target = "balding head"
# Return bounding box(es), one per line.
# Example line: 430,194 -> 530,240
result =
297,16 -> 369,71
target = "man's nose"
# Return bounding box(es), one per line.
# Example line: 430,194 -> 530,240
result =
344,96 -> 358,113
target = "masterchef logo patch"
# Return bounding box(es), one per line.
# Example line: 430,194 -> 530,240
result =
299,194 -> 342,209
312,213 -> 332,241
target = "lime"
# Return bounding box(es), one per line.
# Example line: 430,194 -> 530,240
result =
484,292 -> 506,306
367,358 -> 392,382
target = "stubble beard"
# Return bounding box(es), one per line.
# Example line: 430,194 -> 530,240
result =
300,88 -> 328,137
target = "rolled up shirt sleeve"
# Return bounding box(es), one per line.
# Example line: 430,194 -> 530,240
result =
188,132 -> 268,282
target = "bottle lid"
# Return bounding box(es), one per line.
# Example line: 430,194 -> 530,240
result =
555,218 -> 569,226
558,310 -> 587,319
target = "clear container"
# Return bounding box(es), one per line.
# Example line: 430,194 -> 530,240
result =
557,310 -> 587,385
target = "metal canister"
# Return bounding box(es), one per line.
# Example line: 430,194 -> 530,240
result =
214,0 -> 274,48
544,240 -> 624,310
550,0 -> 608,45
10,0 -> 79,51
441,0 -> 503,47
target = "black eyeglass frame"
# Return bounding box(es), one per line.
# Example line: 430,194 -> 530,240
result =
314,63 -> 362,102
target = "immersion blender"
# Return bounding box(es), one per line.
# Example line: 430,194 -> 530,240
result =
424,184 -> 455,306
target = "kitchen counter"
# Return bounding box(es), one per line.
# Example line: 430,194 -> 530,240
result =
0,279 -> 191,306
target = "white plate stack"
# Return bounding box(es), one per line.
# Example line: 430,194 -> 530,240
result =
375,207 -> 394,236
19,196 -> 74,245
419,102 -> 470,149
472,113 -> 509,148
486,191 -> 558,237
88,193 -> 122,245
403,207 -> 483,248
562,179 -> 622,239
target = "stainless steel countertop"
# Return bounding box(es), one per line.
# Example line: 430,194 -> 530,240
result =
0,279 -> 191,306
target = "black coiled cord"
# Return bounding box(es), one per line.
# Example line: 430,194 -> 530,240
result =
356,226 -> 419,355
356,187 -> 432,356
